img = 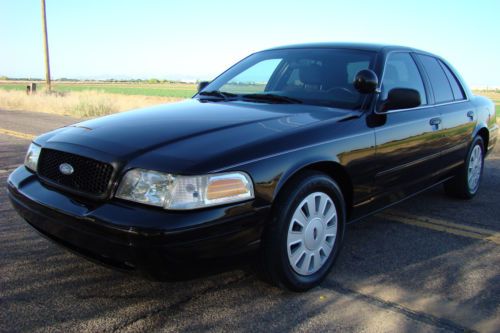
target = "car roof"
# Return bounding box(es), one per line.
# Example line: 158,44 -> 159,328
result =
263,42 -> 428,54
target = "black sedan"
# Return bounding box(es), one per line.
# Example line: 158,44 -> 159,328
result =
7,43 -> 498,291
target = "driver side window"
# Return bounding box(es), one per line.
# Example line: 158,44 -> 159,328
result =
382,53 -> 427,105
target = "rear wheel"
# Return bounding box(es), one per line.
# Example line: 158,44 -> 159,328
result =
261,171 -> 345,291
444,136 -> 485,199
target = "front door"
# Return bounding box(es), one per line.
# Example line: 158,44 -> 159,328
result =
372,52 -> 443,202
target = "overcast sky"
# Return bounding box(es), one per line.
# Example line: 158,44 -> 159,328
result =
1,0 -> 499,86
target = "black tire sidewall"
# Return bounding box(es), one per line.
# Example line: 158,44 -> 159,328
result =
266,172 -> 346,291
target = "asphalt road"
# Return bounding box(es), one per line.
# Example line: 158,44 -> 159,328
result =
1,109 -> 499,332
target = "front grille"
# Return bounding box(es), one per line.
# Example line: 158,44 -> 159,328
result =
38,148 -> 114,197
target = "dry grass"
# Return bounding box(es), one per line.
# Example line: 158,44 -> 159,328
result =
0,88 -> 497,120
0,89 -> 184,118
473,90 -> 500,120
473,89 -> 500,101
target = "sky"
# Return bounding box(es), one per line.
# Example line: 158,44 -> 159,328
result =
1,0 -> 499,86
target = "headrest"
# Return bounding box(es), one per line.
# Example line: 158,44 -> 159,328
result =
299,64 -> 325,85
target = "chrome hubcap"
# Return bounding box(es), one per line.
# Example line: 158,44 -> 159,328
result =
468,145 -> 482,192
287,192 -> 338,276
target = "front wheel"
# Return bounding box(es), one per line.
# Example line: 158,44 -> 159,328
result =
444,136 -> 485,199
261,171 -> 346,291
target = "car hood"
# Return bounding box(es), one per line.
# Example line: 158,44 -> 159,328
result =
38,99 -> 357,173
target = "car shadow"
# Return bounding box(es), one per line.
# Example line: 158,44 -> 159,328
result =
1,144 -> 499,332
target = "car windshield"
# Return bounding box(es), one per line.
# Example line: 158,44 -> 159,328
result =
197,48 -> 376,110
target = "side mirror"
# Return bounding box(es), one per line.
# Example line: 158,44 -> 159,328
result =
353,69 -> 378,94
197,81 -> 210,92
383,88 -> 421,112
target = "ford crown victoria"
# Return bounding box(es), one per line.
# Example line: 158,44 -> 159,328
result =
7,43 -> 497,291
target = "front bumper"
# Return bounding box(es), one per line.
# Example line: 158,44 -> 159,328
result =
7,166 -> 269,277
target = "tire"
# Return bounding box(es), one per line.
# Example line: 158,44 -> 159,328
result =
444,136 -> 485,199
260,170 -> 346,291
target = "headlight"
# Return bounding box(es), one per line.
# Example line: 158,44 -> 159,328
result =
115,169 -> 254,210
24,143 -> 41,172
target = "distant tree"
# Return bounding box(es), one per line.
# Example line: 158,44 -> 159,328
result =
148,78 -> 160,84
0,75 -> 8,80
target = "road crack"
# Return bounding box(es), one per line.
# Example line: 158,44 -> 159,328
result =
109,272 -> 254,332
322,280 -> 477,333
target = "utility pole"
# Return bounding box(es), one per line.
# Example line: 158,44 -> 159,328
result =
41,0 -> 51,92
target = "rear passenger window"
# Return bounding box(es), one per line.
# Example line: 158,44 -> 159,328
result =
417,55 -> 454,103
381,53 -> 427,105
439,61 -> 466,100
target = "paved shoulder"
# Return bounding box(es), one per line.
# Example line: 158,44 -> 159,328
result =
0,109 -> 79,136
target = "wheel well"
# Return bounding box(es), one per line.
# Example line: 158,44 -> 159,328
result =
477,127 -> 489,151
277,162 -> 354,219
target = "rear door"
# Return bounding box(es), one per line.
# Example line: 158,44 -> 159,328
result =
373,52 -> 443,199
416,54 -> 475,172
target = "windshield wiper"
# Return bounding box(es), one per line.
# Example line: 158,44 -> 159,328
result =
198,90 -> 237,101
198,91 -> 303,104
241,93 -> 303,104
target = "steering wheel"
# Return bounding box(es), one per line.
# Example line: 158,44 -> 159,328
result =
327,87 -> 356,96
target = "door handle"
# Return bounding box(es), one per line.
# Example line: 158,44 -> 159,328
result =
467,110 -> 474,120
429,117 -> 441,131
429,117 -> 441,126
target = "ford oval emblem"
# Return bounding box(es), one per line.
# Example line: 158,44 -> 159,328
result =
59,163 -> 74,175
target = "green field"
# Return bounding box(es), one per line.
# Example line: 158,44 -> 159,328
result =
0,82 -> 197,98
1,82 -> 499,118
